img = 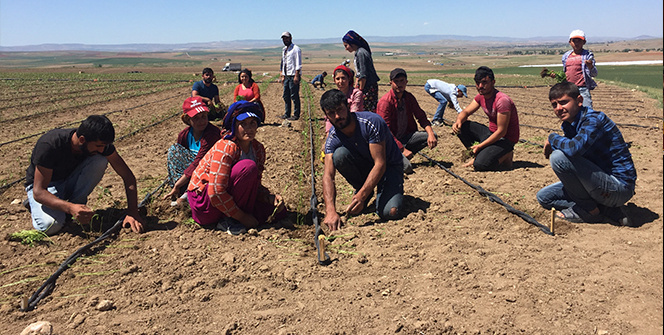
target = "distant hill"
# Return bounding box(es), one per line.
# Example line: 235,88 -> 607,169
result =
1,35 -> 660,53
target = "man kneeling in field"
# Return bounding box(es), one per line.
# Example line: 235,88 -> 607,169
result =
24,115 -> 144,235
321,89 -> 404,231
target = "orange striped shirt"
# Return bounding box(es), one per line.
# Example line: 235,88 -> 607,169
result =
188,139 -> 266,217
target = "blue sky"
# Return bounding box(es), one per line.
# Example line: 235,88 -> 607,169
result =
1,0 -> 662,46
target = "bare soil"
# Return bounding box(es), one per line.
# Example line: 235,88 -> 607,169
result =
0,67 -> 662,334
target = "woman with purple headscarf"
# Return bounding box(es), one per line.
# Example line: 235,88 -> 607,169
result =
342,30 -> 380,112
187,101 -> 286,235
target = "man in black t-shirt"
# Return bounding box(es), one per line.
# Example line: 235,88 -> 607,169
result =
25,115 -> 144,235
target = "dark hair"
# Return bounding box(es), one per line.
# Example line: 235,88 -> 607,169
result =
334,67 -> 355,86
320,89 -> 348,113
549,81 -> 580,100
322,71 -> 327,76
202,67 -> 214,75
76,115 -> 115,143
474,66 -> 495,82
238,68 -> 254,84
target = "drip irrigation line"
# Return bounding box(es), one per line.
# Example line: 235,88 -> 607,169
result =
303,84 -> 330,265
0,92 -> 183,148
0,82 -> 186,125
21,178 -> 168,312
418,152 -> 553,236
0,81 -> 170,112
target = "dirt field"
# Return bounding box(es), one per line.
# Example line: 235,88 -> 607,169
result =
0,64 -> 662,334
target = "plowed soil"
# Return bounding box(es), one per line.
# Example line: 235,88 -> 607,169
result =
0,67 -> 662,334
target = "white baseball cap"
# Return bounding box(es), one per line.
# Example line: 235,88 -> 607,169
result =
569,29 -> 586,41
281,31 -> 292,38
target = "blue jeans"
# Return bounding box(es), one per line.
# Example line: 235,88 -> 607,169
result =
424,82 -> 448,121
26,154 -> 108,235
579,86 -> 593,108
282,76 -> 301,118
332,146 -> 404,220
536,150 -> 634,212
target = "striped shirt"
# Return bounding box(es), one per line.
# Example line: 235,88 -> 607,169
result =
188,139 -> 266,217
548,107 -> 636,186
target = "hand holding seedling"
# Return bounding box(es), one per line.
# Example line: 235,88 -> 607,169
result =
70,204 -> 95,225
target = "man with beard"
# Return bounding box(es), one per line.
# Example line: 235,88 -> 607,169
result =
192,67 -> 223,120
24,115 -> 144,235
452,66 -> 520,171
278,31 -> 302,120
320,89 -> 404,231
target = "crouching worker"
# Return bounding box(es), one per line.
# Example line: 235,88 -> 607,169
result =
186,101 -> 286,235
321,89 -> 404,232
537,82 -> 636,225
163,96 -> 221,206
25,115 -> 144,235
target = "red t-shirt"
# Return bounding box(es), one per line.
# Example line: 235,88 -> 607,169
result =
564,54 -> 585,87
474,90 -> 520,144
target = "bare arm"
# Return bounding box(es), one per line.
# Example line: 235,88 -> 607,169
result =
346,141 -> 387,215
322,153 -> 341,231
424,125 -> 438,149
452,99 -> 480,134
191,90 -> 211,105
33,166 -> 94,224
107,151 -> 144,233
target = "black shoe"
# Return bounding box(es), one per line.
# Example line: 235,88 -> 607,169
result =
601,205 -> 633,227
287,116 -> 299,121
279,114 -> 289,119
22,198 -> 31,212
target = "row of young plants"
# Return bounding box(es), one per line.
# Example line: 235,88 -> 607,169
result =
0,81 -> 190,125
0,80 -> 175,113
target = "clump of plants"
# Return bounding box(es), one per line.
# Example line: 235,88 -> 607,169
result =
9,230 -> 52,247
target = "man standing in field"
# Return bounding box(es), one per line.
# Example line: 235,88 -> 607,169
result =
24,115 -> 144,235
537,81 -> 635,225
452,66 -> 519,171
424,78 -> 468,126
279,31 -> 302,121
377,68 -> 438,173
192,67 -> 223,120
321,89 -> 404,231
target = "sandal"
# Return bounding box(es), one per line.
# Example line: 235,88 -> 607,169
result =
557,206 -> 602,223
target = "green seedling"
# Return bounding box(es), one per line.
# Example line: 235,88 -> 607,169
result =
9,230 -> 52,247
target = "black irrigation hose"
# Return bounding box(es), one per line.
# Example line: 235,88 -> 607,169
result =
418,152 -> 553,236
21,178 -> 168,312
303,84 -> 330,265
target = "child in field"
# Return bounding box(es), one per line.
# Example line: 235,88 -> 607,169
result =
562,30 -> 597,108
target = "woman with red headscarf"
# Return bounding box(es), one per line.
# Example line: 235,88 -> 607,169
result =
324,65 -> 365,133
342,30 -> 380,112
